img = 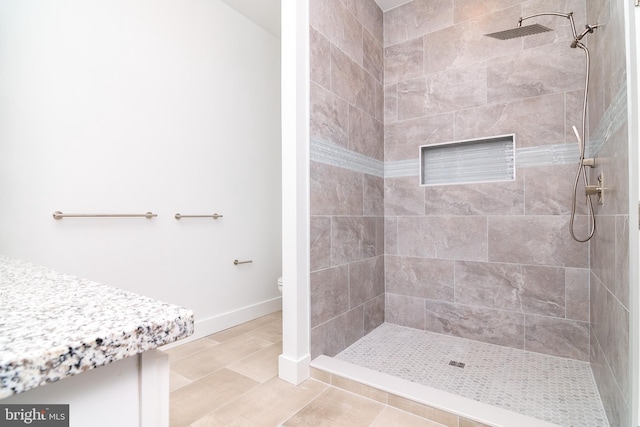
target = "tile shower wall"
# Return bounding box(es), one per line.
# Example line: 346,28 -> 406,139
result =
309,0 -> 385,358
383,0 -> 592,361
586,0 -> 630,425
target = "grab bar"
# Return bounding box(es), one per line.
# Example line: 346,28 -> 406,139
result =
233,259 -> 252,265
174,213 -> 223,220
53,211 -> 157,220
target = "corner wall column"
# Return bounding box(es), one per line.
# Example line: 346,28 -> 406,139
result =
279,0 -> 311,385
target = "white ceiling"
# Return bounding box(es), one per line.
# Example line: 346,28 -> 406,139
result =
219,0 -> 410,40
220,0 -> 281,39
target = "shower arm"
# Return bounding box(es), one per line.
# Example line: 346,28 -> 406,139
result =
519,12 -> 599,49
518,11 -> 573,24
519,12 -> 578,42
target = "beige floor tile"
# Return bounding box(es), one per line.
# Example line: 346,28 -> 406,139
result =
191,378 -> 328,427
170,370 -> 192,392
170,368 -> 258,427
310,367 -> 331,383
226,342 -> 282,383
168,312 -> 459,427
282,387 -> 385,426
246,319 -> 283,343
171,334 -> 274,380
459,419 -> 492,427
210,314 -> 280,342
371,407 -> 447,427
331,376 -> 387,404
266,310 -> 282,320
164,337 -> 220,362
387,395 -> 458,427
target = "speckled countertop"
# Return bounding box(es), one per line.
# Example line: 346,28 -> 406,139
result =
0,255 -> 194,399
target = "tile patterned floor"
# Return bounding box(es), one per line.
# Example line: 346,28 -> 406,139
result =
336,323 -> 609,427
166,313 -> 451,427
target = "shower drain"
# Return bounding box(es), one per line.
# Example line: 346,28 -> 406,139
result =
449,360 -> 465,368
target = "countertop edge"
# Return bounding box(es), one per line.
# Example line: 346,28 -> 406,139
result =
0,255 -> 195,400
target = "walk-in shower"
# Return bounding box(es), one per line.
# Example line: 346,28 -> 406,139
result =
486,12 -> 601,242
309,1 -> 618,425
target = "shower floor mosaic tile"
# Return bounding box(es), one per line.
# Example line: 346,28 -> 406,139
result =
336,323 -> 609,427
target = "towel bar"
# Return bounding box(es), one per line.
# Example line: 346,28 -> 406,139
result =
174,213 -> 223,220
53,211 -> 157,220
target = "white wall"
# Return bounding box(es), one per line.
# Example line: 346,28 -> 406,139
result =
0,0 -> 282,335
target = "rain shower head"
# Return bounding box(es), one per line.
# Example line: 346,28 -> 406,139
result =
484,23 -> 553,40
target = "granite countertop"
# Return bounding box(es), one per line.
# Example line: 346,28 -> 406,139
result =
0,255 -> 194,399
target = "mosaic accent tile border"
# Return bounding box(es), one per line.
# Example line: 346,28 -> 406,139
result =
310,138 -> 384,177
311,139 -> 584,179
386,143 -> 580,178
336,323 -> 609,427
515,143 -> 580,168
311,84 -> 627,179
384,158 -> 419,177
589,85 -> 628,156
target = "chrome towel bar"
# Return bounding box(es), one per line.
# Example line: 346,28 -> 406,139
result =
53,211 -> 157,220
233,260 -> 252,265
174,213 -> 223,220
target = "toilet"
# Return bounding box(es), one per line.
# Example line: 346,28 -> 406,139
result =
277,276 -> 283,293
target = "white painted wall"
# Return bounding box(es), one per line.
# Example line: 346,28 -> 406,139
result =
0,0 -> 282,337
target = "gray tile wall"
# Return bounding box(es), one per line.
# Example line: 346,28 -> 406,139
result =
587,0 -> 631,424
383,0 -> 592,361
309,0 -> 385,358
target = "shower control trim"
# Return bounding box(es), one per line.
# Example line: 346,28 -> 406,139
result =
585,174 -> 604,205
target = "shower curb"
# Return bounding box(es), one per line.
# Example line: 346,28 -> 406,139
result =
310,355 -> 561,427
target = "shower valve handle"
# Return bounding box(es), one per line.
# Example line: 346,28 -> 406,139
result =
585,185 -> 602,196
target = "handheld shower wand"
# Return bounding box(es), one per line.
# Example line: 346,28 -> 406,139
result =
485,12 -> 600,242
569,124 -> 597,242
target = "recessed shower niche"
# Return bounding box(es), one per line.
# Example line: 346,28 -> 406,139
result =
420,134 -> 515,186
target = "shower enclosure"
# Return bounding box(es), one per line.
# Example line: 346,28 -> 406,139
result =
291,0 -> 633,426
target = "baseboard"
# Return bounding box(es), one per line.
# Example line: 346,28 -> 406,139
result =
161,296 -> 282,350
278,353 -> 311,385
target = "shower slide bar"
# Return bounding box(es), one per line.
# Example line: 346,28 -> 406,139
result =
174,213 -> 223,220
53,211 -> 157,220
